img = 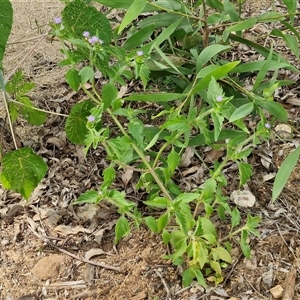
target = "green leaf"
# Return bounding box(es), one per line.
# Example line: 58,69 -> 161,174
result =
128,118 -> 144,147
110,190 -> 136,213
73,190 -> 100,204
153,44 -> 182,74
229,102 -> 253,122
189,129 -> 247,146
166,147 -> 181,177
118,0 -> 147,33
194,269 -> 206,287
65,100 -> 94,144
94,0 -> 137,9
170,230 -> 187,254
202,178 -> 217,201
18,96 -> 46,125
182,32 -> 203,50
138,13 -> 183,29
182,268 -> 195,288
223,17 -> 257,41
272,145 -> 300,201
258,11 -> 285,22
66,68 -> 81,92
162,116 -> 189,131
195,217 -> 217,237
196,44 -> 231,71
246,215 -> 261,235
144,216 -> 158,233
212,247 -> 232,263
193,61 -> 240,94
229,33 -> 298,72
95,0 -> 181,11
79,66 -> 94,84
231,207 -> 240,229
157,212 -> 170,232
21,106 -> 47,126
124,93 -> 185,102
282,0 -> 297,23
103,165 -> 116,187
0,0 -> 13,69
114,215 -> 130,244
211,112 -> 224,142
123,23 -> 155,51
270,29 -> 299,58
148,18 -> 182,52
206,0 -> 224,10
223,0 -> 239,22
202,233 -> 217,244
62,0 -> 112,43
0,147 -> 47,199
240,230 -> 250,258
232,61 -> 290,73
144,131 -> 161,151
238,162 -> 252,186
175,193 -> 201,203
144,197 -> 170,209
162,229 -> 170,245
255,99 -> 287,123
252,46 -> 275,91
280,20 -> 300,42
102,82 -> 118,110
9,102 -> 18,122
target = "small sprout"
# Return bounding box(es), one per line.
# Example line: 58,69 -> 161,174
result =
83,31 -> 90,37
54,17 -> 62,24
87,115 -> 95,122
265,123 -> 271,129
216,95 -> 223,102
136,50 -> 144,57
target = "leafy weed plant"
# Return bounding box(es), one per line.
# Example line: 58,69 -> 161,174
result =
1,0 -> 300,287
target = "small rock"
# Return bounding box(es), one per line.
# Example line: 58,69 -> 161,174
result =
32,254 -> 65,280
274,124 -> 292,139
270,284 -> 284,299
230,190 -> 255,208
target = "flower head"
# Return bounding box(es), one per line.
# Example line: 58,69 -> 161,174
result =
83,31 -> 90,37
54,17 -> 62,24
87,115 -> 95,122
88,36 -> 99,45
136,50 -> 144,57
265,123 -> 271,129
99,39 -> 104,45
216,95 -> 223,102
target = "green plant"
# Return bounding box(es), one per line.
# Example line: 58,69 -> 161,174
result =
1,0 -> 299,288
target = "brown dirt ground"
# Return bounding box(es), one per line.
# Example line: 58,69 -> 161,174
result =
1,0 -> 300,300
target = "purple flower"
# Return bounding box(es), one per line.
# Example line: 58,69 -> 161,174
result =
54,17 -> 62,24
136,50 -> 144,56
265,123 -> 271,129
87,115 -> 95,122
88,36 -> 99,44
216,95 -> 223,102
83,31 -> 90,37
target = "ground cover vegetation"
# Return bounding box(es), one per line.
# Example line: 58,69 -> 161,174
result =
0,0 -> 300,288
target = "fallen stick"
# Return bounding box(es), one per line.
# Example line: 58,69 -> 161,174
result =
282,266 -> 296,300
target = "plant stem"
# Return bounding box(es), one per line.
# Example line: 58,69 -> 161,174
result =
202,0 -> 209,48
0,71 -> 18,150
107,108 -> 173,201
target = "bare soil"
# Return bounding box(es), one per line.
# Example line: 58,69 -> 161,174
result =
1,1 -> 300,300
